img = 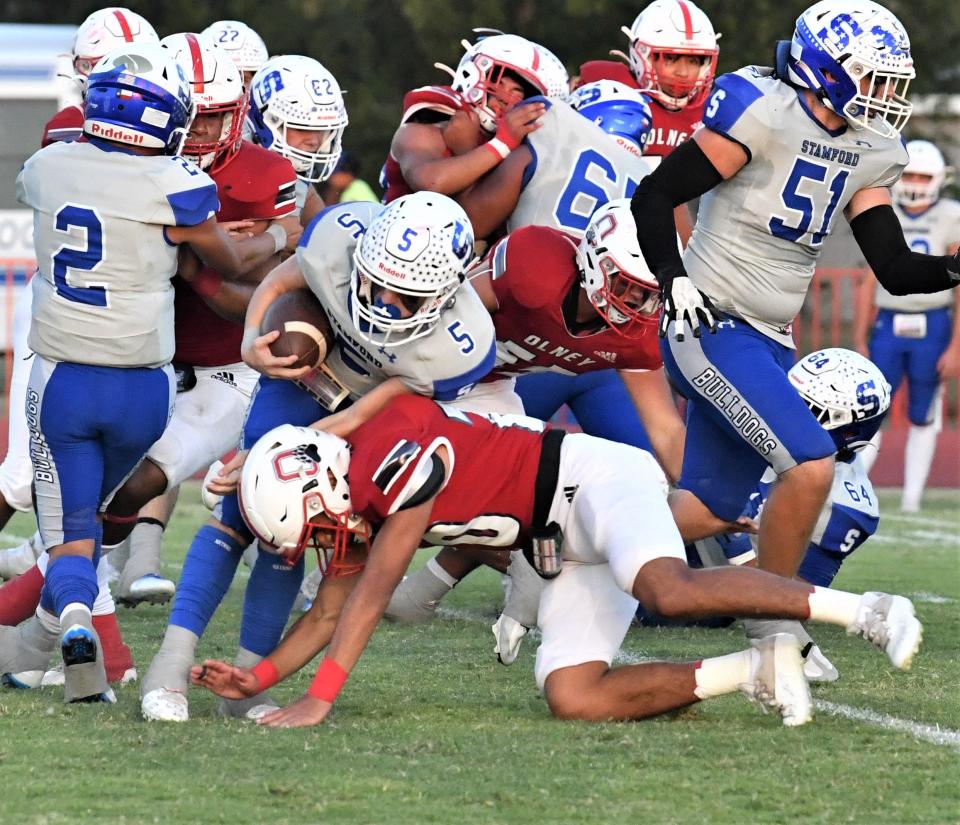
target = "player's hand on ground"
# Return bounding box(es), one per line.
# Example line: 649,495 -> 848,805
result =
242,328 -> 313,379
219,219 -> 256,239
660,276 -> 716,341
937,345 -> 960,378
257,694 -> 332,728
443,109 -> 483,155
271,215 -> 303,254
497,100 -> 547,149
206,451 -> 248,496
190,660 -> 260,699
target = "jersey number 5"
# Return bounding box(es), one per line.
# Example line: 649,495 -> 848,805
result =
51,205 -> 107,307
769,158 -> 848,247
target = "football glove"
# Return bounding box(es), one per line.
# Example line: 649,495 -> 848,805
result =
659,275 -> 717,342
948,249 -> 960,283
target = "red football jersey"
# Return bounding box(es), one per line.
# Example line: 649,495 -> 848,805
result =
382,85 -> 468,203
174,141 -> 297,367
348,396 -> 545,548
576,61 -> 704,160
41,105 -> 84,146
484,226 -> 662,381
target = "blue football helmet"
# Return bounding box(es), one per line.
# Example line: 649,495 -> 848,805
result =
568,80 -> 653,152
785,0 -> 914,138
789,348 -> 891,455
83,43 -> 195,154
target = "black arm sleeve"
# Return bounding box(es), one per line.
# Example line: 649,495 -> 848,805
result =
850,205 -> 960,295
630,138 -> 724,285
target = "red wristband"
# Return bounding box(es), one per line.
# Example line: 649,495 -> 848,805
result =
250,658 -> 280,691
191,269 -> 222,298
307,657 -> 348,703
483,137 -> 511,161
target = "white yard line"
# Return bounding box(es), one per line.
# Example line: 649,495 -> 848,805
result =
881,513 -> 959,530
910,592 -> 954,604
436,605 -> 960,750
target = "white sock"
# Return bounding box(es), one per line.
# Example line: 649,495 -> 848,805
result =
860,430 -> 882,474
694,649 -> 755,699
807,586 -> 861,628
902,422 -> 938,511
59,602 -> 92,626
36,606 -> 60,634
425,556 -> 459,589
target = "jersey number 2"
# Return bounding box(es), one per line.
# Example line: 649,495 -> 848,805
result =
769,158 -> 848,247
51,205 -> 107,307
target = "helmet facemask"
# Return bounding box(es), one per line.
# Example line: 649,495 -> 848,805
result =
185,96 -> 248,172
578,238 -> 660,339
264,112 -> 345,183
628,43 -> 717,109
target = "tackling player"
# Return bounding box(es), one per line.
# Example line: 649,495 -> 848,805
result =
382,33 -> 550,203
630,1 -> 960,590
192,395 -> 922,729
854,140 -> 960,512
139,194 -> 496,722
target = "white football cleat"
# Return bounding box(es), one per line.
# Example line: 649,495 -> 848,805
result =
201,460 -> 225,511
491,614 -> 530,666
848,592 -> 922,671
118,574 -> 176,608
217,694 -> 279,721
142,687 -> 189,722
802,643 -> 840,683
740,633 -> 812,727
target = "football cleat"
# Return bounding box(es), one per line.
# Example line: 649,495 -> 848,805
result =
217,695 -> 279,721
491,614 -> 529,666
739,633 -> 812,727
142,687 -> 189,722
118,574 -> 175,608
1,615 -> 58,689
802,643 -> 840,683
61,620 -> 113,703
848,592 -> 922,671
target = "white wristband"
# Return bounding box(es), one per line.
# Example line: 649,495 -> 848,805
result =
484,137 -> 512,161
265,223 -> 287,254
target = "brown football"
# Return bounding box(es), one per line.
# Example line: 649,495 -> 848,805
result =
260,289 -> 334,370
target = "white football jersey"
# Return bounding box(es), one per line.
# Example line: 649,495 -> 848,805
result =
297,202 -> 496,400
875,198 -> 960,312
687,67 -> 908,346
18,141 -> 218,368
508,99 -> 651,238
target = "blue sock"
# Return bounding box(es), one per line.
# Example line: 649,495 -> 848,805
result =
40,555 -> 99,617
239,549 -> 304,657
168,524 -> 246,637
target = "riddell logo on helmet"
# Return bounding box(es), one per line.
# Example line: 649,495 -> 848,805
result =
377,261 -> 407,280
88,121 -> 145,144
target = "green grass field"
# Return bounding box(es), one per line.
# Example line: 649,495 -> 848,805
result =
0,485 -> 957,825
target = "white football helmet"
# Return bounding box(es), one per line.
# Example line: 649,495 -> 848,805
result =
449,34 -> 549,132
160,33 -> 248,172
239,424 -> 369,573
351,193 -> 475,348
621,0 -> 719,109
789,349 -> 891,454
200,20 -> 269,76
786,0 -> 914,138
72,7 -> 159,80
893,140 -> 950,209
576,199 -> 661,338
249,55 -> 348,183
532,43 -> 570,99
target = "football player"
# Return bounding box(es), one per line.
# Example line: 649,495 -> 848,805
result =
248,54 -> 349,225
191,396 -> 922,729
139,194 -> 496,722
12,43 -> 284,704
630,0 -> 960,590
854,140 -> 960,512
200,20 -> 269,88
382,33 -> 550,203
42,7 -> 160,146
96,33 -> 301,607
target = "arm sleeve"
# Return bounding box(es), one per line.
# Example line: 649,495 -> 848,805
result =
850,205 -> 960,295
630,138 -> 723,283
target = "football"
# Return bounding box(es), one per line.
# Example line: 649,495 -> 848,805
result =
260,289 -> 334,370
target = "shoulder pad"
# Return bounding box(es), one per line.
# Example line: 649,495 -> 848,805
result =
42,106 -> 84,147
215,143 -> 297,218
